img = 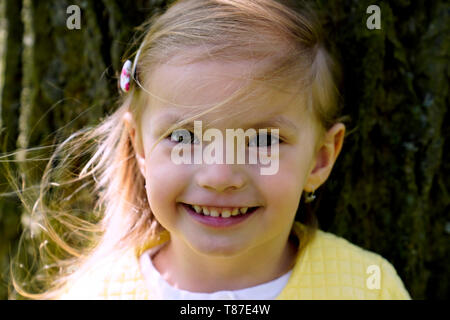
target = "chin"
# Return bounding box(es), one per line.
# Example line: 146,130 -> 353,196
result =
189,237 -> 249,258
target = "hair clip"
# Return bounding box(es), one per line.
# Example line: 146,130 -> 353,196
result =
120,60 -> 132,92
120,44 -> 143,93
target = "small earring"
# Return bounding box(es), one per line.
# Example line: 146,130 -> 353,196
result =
304,190 -> 316,203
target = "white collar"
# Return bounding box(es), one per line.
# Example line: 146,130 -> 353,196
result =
138,244 -> 292,300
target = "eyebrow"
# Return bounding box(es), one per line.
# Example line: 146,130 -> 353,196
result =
248,116 -> 299,132
155,113 -> 299,132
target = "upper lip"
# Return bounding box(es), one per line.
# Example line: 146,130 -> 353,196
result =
181,202 -> 259,208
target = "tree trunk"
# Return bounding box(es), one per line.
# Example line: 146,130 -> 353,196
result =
0,0 -> 448,299
0,0 -> 23,300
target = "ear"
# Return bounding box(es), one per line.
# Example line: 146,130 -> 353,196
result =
304,123 -> 345,192
124,111 -> 146,178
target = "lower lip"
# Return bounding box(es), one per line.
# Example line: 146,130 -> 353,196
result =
181,203 -> 259,228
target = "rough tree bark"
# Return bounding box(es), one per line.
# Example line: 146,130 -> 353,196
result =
0,0 -> 23,300
0,0 -> 448,299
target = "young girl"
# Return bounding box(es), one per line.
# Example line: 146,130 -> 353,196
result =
12,0 -> 410,300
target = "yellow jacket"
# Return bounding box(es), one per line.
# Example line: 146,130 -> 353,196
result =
60,222 -> 411,299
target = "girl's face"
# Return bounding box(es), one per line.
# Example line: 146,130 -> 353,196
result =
132,58 -> 342,257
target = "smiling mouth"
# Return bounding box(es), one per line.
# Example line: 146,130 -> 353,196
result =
181,203 -> 260,218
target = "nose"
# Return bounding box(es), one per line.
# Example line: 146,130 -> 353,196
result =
196,164 -> 247,193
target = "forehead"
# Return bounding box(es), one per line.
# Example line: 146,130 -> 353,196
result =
143,58 -> 311,128
147,58 -> 258,106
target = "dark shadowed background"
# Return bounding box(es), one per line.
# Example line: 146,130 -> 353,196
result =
0,0 -> 448,299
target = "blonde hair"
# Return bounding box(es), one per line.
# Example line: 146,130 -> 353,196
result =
10,0 -> 344,299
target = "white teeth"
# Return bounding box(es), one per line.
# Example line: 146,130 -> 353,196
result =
189,204 -> 253,217
210,209 -> 219,217
221,210 -> 231,218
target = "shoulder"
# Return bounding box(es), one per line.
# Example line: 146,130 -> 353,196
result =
58,249 -> 149,300
280,223 -> 411,300
57,232 -> 169,300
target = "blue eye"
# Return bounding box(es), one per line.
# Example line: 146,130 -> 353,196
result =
169,129 -> 200,144
248,132 -> 280,147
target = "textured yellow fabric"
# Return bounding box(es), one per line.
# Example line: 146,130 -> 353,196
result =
59,222 -> 411,300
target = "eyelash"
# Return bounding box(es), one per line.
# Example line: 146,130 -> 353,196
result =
166,129 -> 283,147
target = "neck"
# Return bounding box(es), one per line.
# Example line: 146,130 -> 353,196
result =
152,230 -> 298,293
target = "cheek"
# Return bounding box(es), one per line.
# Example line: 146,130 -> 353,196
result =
143,144 -> 192,223
259,149 -> 311,213
260,170 -> 303,212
